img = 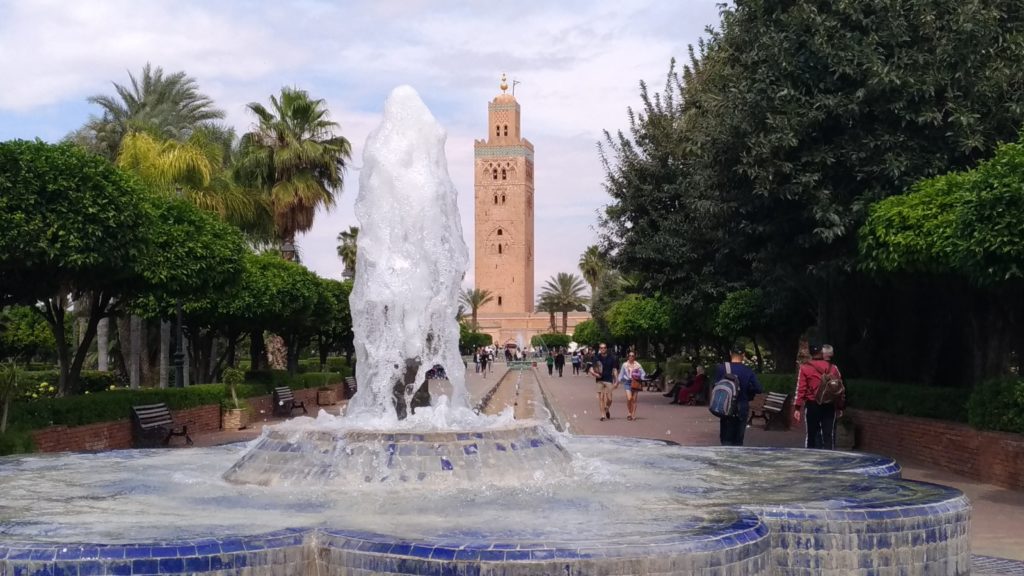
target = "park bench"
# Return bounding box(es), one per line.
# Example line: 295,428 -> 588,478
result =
748,392 -> 791,430
344,376 -> 358,399
641,367 -> 664,392
272,386 -> 308,418
130,403 -> 193,448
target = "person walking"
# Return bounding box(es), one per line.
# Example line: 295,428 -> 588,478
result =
545,352 -> 555,375
554,349 -> 566,377
589,343 -> 619,421
619,351 -> 646,421
479,348 -> 488,378
571,351 -> 581,375
473,349 -> 481,374
793,343 -> 845,449
713,345 -> 763,446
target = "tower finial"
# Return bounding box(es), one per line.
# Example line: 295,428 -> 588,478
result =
500,73 -> 508,93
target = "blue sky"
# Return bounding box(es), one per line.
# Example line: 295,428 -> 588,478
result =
0,0 -> 724,292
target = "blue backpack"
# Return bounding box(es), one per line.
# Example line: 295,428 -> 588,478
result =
708,362 -> 739,418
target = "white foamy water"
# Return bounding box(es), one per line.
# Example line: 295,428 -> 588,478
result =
347,86 -> 473,427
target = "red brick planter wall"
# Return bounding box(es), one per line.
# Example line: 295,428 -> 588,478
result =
29,384 -> 341,454
850,409 -> 1024,491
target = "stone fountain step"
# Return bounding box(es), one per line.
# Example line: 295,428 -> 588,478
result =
222,423 -> 573,487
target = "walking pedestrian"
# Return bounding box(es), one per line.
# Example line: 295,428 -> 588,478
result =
571,351 -> 581,375
793,343 -> 846,449
619,351 -> 645,421
713,345 -> 763,446
588,343 -> 619,421
554,349 -> 566,377
546,352 -> 555,376
479,349 -> 488,378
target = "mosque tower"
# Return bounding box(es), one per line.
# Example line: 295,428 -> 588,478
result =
473,74 -> 535,316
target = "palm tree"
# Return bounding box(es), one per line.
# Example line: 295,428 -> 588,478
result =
460,288 -> 494,331
234,87 -> 352,259
536,293 -> 558,332
78,63 -> 225,160
578,245 -> 605,305
73,64 -> 225,385
116,129 -> 257,222
336,226 -> 359,279
539,273 -> 589,334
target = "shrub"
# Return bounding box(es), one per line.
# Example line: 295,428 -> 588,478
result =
967,377 -> 1024,434
531,333 -> 570,349
760,373 -> 968,422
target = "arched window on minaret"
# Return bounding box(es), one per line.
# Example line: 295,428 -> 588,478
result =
501,194 -> 506,204
497,228 -> 503,236
498,244 -> 503,255
496,125 -> 500,136
492,169 -> 498,180
503,125 -> 508,136
501,169 -> 507,180
498,296 -> 503,306
493,195 -> 498,205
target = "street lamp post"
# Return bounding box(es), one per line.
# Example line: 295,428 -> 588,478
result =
173,186 -> 186,388
281,241 -> 296,262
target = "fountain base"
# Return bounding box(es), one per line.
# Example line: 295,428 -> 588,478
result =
223,423 -> 573,486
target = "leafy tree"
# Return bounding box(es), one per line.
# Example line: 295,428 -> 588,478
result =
459,324 -> 493,354
314,279 -> 354,368
531,333 -> 571,350
602,1 -> 1024,380
715,289 -> 769,370
578,245 -> 605,304
336,226 -> 359,279
0,140 -> 150,394
572,319 -> 602,348
460,288 -> 494,331
604,295 -> 673,358
235,87 -> 352,256
74,63 -> 224,160
860,136 -> 1024,381
0,306 -> 64,362
538,273 -> 588,334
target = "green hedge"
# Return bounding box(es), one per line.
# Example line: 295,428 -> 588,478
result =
5,371 -> 342,432
757,373 -> 969,423
967,377 -> 1024,434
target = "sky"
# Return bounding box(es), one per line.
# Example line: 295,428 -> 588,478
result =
0,0 -> 724,294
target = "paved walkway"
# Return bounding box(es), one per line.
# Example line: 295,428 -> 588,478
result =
185,365 -> 1024,567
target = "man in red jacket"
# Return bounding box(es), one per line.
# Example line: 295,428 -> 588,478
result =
793,343 -> 845,449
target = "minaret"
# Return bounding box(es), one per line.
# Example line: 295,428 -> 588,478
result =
474,74 -> 535,314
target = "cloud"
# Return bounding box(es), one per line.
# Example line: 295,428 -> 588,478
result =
0,0 -> 724,295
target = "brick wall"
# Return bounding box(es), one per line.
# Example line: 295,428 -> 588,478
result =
29,384 -> 343,454
850,409 -> 1024,491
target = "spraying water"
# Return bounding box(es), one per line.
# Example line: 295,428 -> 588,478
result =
347,86 -> 470,423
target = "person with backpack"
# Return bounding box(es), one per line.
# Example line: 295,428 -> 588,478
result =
793,343 -> 846,449
710,345 -> 763,446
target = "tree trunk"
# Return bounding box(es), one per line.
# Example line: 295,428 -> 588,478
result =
249,332 -> 264,371
225,330 -> 238,368
183,334 -> 191,387
129,315 -> 142,389
159,321 -> 170,388
284,334 -> 300,375
97,317 -> 109,371
562,311 -> 569,335
751,335 -> 764,372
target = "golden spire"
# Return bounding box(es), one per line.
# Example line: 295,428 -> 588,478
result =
500,73 -> 508,93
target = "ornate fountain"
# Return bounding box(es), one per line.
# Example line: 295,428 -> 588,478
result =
0,87 -> 971,576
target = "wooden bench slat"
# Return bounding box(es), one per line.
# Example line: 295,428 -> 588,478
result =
130,402 -> 193,447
